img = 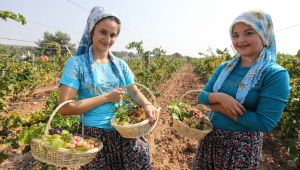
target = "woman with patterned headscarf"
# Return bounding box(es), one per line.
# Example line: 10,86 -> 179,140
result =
59,6 -> 157,169
192,10 -> 290,169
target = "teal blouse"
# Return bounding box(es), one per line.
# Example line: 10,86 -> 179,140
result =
199,62 -> 290,132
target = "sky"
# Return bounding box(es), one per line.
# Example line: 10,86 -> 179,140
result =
1,0 -> 300,57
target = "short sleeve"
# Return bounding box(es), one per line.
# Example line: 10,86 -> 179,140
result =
59,57 -> 80,90
120,60 -> 135,85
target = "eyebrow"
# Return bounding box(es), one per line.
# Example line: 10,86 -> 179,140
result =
232,28 -> 255,34
244,28 -> 255,32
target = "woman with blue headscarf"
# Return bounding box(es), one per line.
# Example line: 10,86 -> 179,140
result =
192,10 -> 290,169
59,6 -> 157,169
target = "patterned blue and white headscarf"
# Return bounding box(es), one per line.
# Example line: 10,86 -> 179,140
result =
75,6 -> 128,90
213,10 -> 276,103
76,6 -> 119,55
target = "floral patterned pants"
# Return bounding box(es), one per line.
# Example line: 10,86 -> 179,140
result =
78,126 -> 152,170
192,128 -> 263,170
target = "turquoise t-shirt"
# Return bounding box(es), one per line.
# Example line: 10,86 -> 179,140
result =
199,62 -> 290,132
60,53 -> 134,129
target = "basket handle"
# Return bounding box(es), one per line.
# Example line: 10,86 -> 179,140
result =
121,83 -> 156,106
43,100 -> 78,138
149,107 -> 161,132
179,90 -> 202,101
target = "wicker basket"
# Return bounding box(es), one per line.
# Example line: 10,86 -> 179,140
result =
172,90 -> 213,141
111,83 -> 160,138
31,100 -> 103,167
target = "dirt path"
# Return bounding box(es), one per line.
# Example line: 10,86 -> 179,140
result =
147,63 -> 204,170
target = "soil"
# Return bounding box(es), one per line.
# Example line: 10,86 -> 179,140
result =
5,83 -> 59,114
0,63 -> 298,170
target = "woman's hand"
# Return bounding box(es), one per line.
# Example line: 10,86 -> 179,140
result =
211,92 -> 246,116
143,104 -> 159,125
107,88 -> 126,103
210,104 -> 238,121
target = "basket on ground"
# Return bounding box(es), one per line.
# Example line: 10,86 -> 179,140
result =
30,100 -> 103,167
169,90 -> 213,141
111,83 -> 160,138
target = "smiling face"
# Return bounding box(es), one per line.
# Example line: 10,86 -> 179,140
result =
91,18 -> 120,53
231,22 -> 264,60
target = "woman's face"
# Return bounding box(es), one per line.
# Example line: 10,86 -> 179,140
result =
92,18 -> 120,52
231,22 -> 264,59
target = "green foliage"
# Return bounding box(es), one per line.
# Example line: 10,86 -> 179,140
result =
125,41 -> 186,94
296,49 -> 300,59
18,123 -> 46,145
0,55 -> 56,112
152,47 -> 166,58
126,41 -> 145,57
0,44 -> 36,58
277,56 -> 300,165
46,134 -> 65,149
193,48 -> 231,81
168,101 -> 192,121
0,10 -> 26,25
114,95 -> 132,125
127,56 -> 185,94
0,91 -> 79,156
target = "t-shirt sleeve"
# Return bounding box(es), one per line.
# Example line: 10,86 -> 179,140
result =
198,62 -> 228,105
59,57 -> 80,90
237,69 -> 291,132
120,60 -> 135,85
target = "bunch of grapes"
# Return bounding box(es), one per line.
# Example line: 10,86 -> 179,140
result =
181,106 -> 207,129
65,136 -> 96,150
184,107 -> 202,119
46,130 -> 97,151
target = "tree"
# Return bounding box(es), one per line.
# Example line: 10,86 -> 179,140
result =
151,47 -> 166,58
126,41 -> 145,57
171,52 -> 183,58
36,31 -> 76,56
0,10 -> 26,25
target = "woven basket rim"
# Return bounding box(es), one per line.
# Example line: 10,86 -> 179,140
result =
111,118 -> 149,128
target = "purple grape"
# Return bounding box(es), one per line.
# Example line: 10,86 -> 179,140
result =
49,128 -> 55,135
55,128 -> 61,134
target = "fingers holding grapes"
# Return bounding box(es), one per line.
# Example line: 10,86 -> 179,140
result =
107,88 -> 126,103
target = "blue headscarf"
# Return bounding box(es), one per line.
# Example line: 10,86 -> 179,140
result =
213,10 -> 276,103
76,6 -> 119,56
76,6 -> 127,89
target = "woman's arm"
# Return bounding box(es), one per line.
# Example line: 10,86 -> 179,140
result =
198,62 -> 245,118
236,69 -> 290,132
59,85 -> 125,116
208,92 -> 245,116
